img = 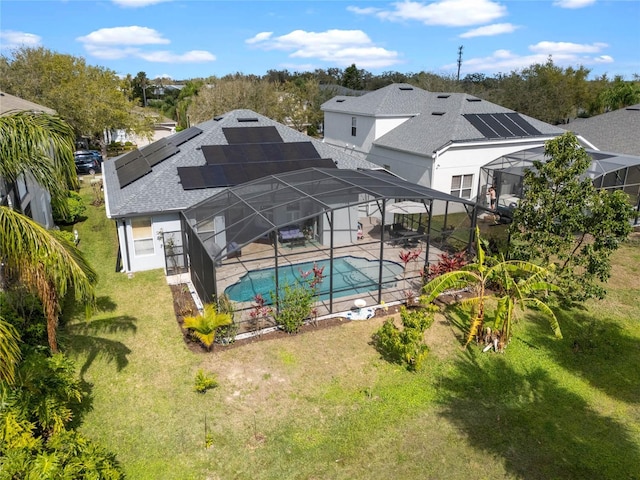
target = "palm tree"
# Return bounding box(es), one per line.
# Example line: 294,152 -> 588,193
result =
0,111 -> 78,213
421,227 -> 561,351
1,111 -> 96,353
0,207 -> 97,353
0,319 -> 21,383
182,303 -> 232,351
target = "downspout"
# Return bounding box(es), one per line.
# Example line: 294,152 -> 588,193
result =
121,219 -> 131,273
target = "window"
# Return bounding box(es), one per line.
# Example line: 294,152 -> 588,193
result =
450,174 -> 473,199
351,117 -> 357,137
132,217 -> 154,256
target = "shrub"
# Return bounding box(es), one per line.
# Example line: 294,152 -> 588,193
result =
272,283 -> 314,334
194,369 -> 218,393
424,251 -> 467,281
53,191 -> 86,225
373,306 -> 435,371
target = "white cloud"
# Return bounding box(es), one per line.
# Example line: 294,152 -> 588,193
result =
245,32 -> 273,45
112,0 -> 172,7
530,41 -> 608,54
0,30 -> 41,50
460,23 -> 518,38
552,0 -> 596,9
246,29 -> 400,69
77,26 -> 170,46
77,26 -> 215,64
351,0 -> 507,27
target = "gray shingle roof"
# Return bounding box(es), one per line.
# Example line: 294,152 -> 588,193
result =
321,83 -> 566,157
374,93 -> 566,156
104,109 -> 378,217
322,83 -> 431,116
568,104 -> 640,156
0,91 -> 56,115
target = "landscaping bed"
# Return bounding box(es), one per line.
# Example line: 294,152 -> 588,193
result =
169,283 -> 360,352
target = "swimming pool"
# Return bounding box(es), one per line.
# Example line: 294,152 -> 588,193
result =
224,256 -> 404,303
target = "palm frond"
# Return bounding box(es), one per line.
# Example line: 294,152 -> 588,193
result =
525,297 -> 562,338
422,270 -> 480,303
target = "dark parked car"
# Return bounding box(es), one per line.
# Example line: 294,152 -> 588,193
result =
74,150 -> 102,175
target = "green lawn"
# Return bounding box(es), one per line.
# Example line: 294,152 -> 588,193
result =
66,186 -> 640,479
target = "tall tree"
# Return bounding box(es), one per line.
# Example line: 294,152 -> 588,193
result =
509,132 -> 633,304
0,112 -> 97,353
341,64 -> 364,90
0,47 -> 153,153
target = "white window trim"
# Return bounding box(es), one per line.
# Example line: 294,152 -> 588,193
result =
450,174 -> 474,199
132,217 -> 155,256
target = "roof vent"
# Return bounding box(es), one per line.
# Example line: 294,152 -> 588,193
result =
336,99 -> 346,103
626,107 -> 640,111
213,115 -> 224,121
432,112 -> 445,116
399,86 -> 414,91
437,95 -> 450,99
237,117 -> 259,123
466,97 -> 482,102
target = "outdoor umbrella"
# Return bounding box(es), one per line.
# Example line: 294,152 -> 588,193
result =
386,201 -> 429,215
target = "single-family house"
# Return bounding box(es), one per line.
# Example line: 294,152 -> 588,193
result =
103,109 -> 381,274
321,83 -> 569,212
0,91 -> 57,228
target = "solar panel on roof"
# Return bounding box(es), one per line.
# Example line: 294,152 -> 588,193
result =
139,137 -> 168,156
242,143 -> 267,162
504,113 -> 542,136
223,126 -> 283,144
179,157 -> 337,190
295,142 -> 321,159
464,113 -> 542,139
117,157 -> 151,188
144,143 -> 180,167
178,166 -> 207,190
114,150 -> 143,170
482,114 -> 514,137
202,145 -> 230,164
171,126 -> 203,146
464,114 -> 499,138
497,114 -> 529,136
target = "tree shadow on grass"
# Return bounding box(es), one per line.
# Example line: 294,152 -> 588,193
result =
436,352 -> 640,480
528,309 -> 640,404
65,315 -> 137,377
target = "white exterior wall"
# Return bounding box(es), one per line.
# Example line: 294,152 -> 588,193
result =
118,212 -> 182,272
321,205 -> 360,245
368,145 -> 433,186
323,111 -> 376,155
374,117 -> 412,139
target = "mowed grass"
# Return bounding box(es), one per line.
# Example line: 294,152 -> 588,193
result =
65,185 -> 640,479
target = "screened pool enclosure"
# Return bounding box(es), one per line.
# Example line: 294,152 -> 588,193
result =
479,146 -> 640,225
181,168 -> 476,333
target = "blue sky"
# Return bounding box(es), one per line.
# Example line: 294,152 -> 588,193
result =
1,0 -> 639,81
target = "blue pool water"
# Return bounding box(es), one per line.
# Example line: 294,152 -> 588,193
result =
224,256 -> 404,303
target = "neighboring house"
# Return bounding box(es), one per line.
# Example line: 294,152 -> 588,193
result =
567,104 -> 640,157
103,109 -> 379,273
321,83 -> 569,211
107,111 -> 177,149
0,91 -> 56,228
